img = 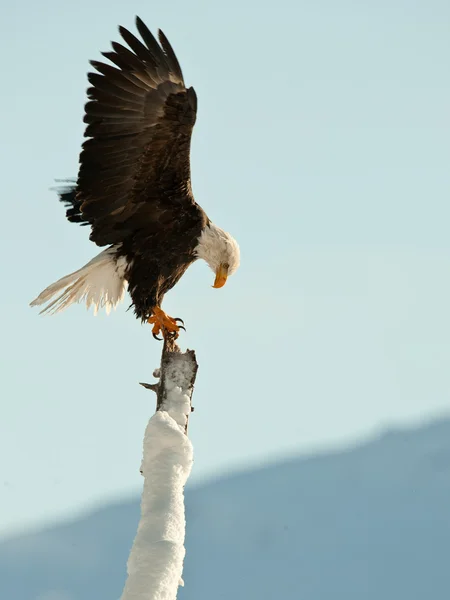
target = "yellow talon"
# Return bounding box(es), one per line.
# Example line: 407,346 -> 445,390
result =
147,307 -> 182,339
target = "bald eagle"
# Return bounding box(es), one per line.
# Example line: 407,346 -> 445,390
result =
30,16 -> 240,339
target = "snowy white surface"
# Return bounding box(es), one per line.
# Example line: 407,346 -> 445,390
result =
120,354 -> 195,600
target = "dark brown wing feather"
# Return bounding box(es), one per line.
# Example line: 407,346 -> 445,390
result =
77,16 -> 199,246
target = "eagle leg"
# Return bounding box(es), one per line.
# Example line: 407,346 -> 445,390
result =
148,307 -> 184,340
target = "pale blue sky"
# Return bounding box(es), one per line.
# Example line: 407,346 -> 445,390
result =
1,0 -> 450,536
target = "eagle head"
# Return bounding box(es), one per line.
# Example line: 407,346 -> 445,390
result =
195,223 -> 240,289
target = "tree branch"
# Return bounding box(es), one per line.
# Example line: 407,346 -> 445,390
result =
140,335 -> 198,433
121,337 -> 198,600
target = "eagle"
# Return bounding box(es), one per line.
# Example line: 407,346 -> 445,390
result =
30,16 -> 240,339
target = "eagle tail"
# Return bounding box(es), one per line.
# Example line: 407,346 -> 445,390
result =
30,247 -> 128,316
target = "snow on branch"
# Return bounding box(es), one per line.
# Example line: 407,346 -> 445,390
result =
120,336 -> 198,600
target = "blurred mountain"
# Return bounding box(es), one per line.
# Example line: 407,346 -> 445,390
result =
1,417 -> 450,600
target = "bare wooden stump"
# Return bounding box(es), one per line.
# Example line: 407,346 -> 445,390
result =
120,336 -> 199,600
140,335 -> 198,434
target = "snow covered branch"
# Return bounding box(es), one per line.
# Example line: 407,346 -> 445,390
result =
120,338 -> 198,600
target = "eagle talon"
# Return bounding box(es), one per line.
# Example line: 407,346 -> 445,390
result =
174,318 -> 185,325
152,333 -> 163,341
147,307 -> 184,339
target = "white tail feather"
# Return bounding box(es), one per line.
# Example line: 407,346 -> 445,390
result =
30,247 -> 128,316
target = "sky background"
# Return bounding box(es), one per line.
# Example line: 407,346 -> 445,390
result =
1,0 -> 450,537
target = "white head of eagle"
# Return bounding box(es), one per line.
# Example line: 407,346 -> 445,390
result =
30,17 -> 240,340
195,224 -> 240,289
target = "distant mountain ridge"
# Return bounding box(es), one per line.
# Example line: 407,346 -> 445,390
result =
1,417 -> 450,600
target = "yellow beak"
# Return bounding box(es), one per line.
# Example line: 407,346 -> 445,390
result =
213,264 -> 228,289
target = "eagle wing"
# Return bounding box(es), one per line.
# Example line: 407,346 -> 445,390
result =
75,17 -> 199,246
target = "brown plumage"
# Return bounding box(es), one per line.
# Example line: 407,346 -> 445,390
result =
64,17 -> 208,320
31,17 -> 240,331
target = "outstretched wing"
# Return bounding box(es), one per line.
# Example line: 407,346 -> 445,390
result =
76,17 -> 198,246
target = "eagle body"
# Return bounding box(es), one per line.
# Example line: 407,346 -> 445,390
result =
31,17 -> 240,329
118,199 -> 208,320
